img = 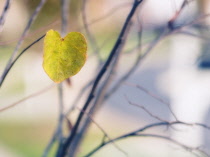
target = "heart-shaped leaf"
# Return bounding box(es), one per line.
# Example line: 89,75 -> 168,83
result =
43,29 -> 87,83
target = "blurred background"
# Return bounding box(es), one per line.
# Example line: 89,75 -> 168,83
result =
0,0 -> 210,157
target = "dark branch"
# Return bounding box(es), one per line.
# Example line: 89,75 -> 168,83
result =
0,34 -> 45,87
55,1 -> 144,156
84,121 -> 210,157
0,0 -> 46,87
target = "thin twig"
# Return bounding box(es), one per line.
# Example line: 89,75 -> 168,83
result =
168,0 -> 192,30
75,107 -> 128,157
0,0 -> 46,86
90,2 -> 132,25
0,34 -> 45,87
81,0 -> 102,63
178,30 -> 210,41
195,123 -> 210,130
84,121 -> 210,157
104,29 -> 166,100
65,80 -> 94,115
0,84 -> 54,112
42,130 -> 58,157
56,0 -> 70,154
61,0 -> 69,37
125,83 -> 178,121
125,95 -> 167,122
0,19 -> 60,45
78,2 -> 132,32
134,134 -> 208,157
57,83 -> 64,143
84,122 -> 170,157
0,0 -> 12,32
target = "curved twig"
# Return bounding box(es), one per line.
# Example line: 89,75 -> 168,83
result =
84,121 -> 210,157
0,0 -> 46,87
0,34 -> 45,87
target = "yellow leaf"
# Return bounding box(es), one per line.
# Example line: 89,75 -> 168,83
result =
43,29 -> 87,83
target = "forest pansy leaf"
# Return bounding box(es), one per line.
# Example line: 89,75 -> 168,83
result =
43,29 -> 87,83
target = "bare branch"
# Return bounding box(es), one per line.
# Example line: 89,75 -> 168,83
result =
50,0 -> 70,156
55,1 -> 144,156
125,95 -> 168,122
57,83 -> 64,143
178,30 -> 210,40
65,80 -> 93,115
0,84 -> 54,112
125,83 -> 178,121
0,19 -> 60,46
61,0 -> 69,36
0,0 -> 12,32
104,29 -> 167,101
75,107 -> 128,157
81,0 -> 102,63
84,121 -> 210,157
0,34 -> 45,87
79,2 -> 132,32
0,0 -> 46,86
134,134 -> 208,157
168,0 -> 194,30
42,130 -> 57,157
68,21 -> 132,156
